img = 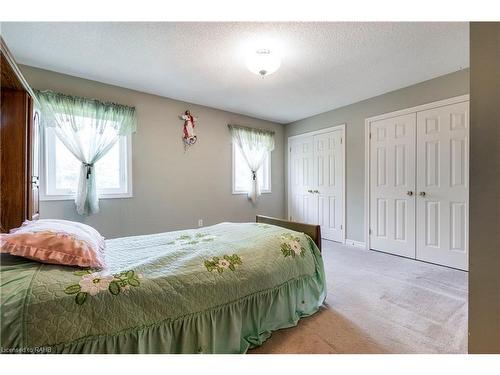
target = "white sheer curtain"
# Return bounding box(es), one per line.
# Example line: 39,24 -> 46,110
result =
229,125 -> 275,203
36,90 -> 137,215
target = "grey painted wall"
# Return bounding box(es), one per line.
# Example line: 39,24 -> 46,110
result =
286,69 -> 470,242
469,22 -> 500,353
21,66 -> 286,239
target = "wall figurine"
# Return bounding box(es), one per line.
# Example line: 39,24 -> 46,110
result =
180,110 -> 197,148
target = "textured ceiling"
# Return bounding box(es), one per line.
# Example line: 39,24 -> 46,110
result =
1,22 -> 469,123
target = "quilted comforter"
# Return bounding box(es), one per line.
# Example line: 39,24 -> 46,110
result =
0,222 -> 326,353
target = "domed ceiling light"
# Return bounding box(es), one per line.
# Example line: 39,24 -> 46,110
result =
246,48 -> 281,77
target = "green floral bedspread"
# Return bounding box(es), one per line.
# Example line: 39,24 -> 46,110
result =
0,222 -> 325,353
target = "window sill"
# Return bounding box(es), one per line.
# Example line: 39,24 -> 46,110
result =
40,192 -> 133,201
232,190 -> 272,195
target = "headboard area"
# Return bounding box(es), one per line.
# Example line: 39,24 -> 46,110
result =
256,215 -> 322,252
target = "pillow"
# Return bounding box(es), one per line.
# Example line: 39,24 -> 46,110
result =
0,219 -> 106,268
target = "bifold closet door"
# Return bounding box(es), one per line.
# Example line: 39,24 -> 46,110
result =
289,136 -> 317,225
289,130 -> 344,242
370,113 -> 416,258
416,101 -> 469,270
314,131 -> 344,242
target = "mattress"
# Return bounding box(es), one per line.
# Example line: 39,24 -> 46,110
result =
0,222 -> 326,353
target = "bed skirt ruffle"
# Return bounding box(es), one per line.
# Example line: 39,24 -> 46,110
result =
50,273 -> 326,354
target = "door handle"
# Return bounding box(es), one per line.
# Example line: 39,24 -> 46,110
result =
307,189 -> 313,193
419,191 -> 426,197
407,191 -> 413,196
313,190 -> 319,194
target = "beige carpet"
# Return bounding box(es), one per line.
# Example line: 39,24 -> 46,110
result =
250,240 -> 468,354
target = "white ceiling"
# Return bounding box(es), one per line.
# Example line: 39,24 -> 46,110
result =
1,22 -> 469,123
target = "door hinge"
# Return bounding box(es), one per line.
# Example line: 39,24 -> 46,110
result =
369,133 -> 372,140
369,228 -> 372,235
340,224 -> 343,230
340,137 -> 343,144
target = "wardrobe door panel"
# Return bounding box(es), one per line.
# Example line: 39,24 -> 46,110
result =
314,130 -> 344,241
289,136 -> 316,224
369,113 -> 416,258
416,101 -> 469,270
0,89 -> 29,231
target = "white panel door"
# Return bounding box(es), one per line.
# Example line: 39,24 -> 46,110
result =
314,131 -> 344,241
289,136 -> 317,224
416,102 -> 469,270
370,113 -> 416,258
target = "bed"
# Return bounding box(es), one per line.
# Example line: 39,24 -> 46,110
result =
0,216 -> 326,354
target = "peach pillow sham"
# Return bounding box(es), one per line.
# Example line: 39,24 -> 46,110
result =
0,219 -> 106,268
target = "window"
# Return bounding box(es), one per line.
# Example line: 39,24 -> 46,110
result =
42,126 -> 132,200
232,143 -> 271,194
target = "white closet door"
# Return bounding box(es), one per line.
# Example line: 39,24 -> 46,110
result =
416,101 -> 469,270
314,131 -> 344,241
370,113 -> 416,258
289,136 -> 317,224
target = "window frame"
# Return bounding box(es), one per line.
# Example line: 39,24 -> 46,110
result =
40,126 -> 133,201
231,142 -> 272,195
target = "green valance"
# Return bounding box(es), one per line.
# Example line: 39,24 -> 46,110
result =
35,90 -> 137,135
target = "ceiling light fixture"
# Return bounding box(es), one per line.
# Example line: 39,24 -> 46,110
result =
246,48 -> 281,77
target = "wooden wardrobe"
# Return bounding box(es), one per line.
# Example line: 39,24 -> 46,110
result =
0,37 -> 40,233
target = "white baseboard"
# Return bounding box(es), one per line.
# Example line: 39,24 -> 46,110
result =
345,239 -> 366,249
